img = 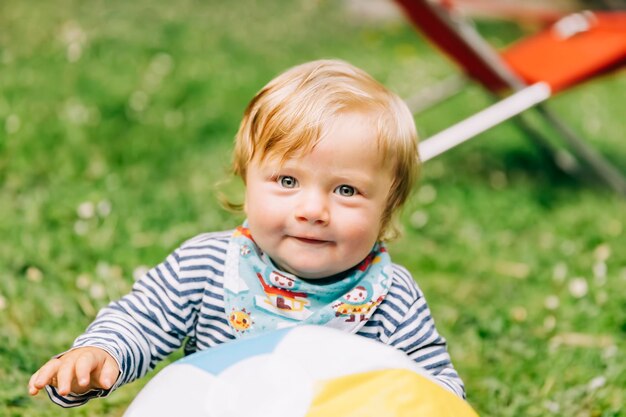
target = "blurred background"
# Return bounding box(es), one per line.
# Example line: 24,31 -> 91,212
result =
1,1 -> 625,416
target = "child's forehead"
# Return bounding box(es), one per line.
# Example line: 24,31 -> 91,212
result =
256,134 -> 387,176
247,108 -> 402,180
269,110 -> 379,152
269,130 -> 379,160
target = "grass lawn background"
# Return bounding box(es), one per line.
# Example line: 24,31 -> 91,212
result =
1,1 -> 625,416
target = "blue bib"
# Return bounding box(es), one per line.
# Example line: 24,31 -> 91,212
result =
223,225 -> 393,337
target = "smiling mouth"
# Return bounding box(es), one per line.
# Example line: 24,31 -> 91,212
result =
291,236 -> 330,245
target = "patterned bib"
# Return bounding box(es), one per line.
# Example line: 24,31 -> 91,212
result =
223,225 -> 393,338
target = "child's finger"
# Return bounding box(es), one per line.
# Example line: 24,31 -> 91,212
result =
75,352 -> 97,388
55,360 -> 77,396
31,359 -> 61,390
28,370 -> 42,395
97,356 -> 120,389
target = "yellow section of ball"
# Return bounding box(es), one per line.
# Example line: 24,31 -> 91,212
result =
306,368 -> 478,417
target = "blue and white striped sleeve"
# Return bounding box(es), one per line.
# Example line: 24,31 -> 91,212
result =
379,265 -> 465,399
46,240 -> 204,407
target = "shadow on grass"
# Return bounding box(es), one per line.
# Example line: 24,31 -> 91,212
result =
423,130 -> 625,207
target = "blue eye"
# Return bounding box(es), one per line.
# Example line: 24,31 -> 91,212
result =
335,185 -> 356,197
278,176 -> 298,188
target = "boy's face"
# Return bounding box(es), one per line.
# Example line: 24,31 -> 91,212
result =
244,112 -> 393,279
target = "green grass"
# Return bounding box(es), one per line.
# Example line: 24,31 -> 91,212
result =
1,1 -> 625,416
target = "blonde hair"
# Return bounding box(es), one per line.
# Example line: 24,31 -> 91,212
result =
232,59 -> 420,240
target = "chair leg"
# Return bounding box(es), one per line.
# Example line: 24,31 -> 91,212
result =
535,103 -> 626,195
511,113 -> 585,180
405,74 -> 467,115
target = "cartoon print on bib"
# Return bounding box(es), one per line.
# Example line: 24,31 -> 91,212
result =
240,244 -> 252,258
254,268 -> 312,321
332,283 -> 385,323
229,308 -> 254,334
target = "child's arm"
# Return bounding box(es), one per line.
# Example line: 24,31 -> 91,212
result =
28,346 -> 119,397
32,248 -> 202,407
388,295 -> 466,398
370,265 -> 466,399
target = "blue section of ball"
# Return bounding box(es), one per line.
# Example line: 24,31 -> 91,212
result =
176,328 -> 291,375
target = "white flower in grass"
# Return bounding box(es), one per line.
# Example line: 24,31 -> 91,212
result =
90,283 -> 106,300
67,43 -> 82,62
510,306 -> 527,322
416,184 -> 436,205
495,261 -> 529,280
62,98 -> 90,125
61,21 -> 87,62
77,201 -> 95,219
603,345 -> 617,359
142,53 -> 174,93
60,21 -> 86,45
568,277 -> 588,298
544,295 -> 559,310
96,261 -> 112,279
593,262 -> 607,277
543,401 -> 560,413
595,291 -> 608,306
129,91 -> 149,112
593,262 -> 607,286
97,200 -> 112,217
144,73 -> 163,93
543,401 -> 561,414
26,266 -> 43,282
133,265 -> 150,281
587,376 -> 606,391
543,315 -> 556,331
552,262 -> 567,283
409,210 -> 428,229
74,220 -> 89,235
76,273 -> 90,289
149,53 -> 174,77
50,300 -> 65,317
593,244 -> 611,262
60,21 -> 87,63
5,114 -> 20,134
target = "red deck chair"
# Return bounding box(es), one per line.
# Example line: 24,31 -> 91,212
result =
394,0 -> 626,193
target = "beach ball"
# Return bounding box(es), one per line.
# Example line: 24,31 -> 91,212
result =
123,325 -> 478,417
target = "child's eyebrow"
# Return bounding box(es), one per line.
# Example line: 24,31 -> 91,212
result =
340,177 -> 377,193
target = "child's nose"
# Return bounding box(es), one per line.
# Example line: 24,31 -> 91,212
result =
294,191 -> 329,225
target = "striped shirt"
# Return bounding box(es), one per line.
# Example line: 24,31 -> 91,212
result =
47,230 -> 465,407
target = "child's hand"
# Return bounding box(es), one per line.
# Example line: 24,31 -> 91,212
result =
28,346 -> 120,396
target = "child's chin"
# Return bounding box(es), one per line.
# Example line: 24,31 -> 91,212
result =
276,253 -> 349,279
284,264 -> 335,280
293,265 -> 348,280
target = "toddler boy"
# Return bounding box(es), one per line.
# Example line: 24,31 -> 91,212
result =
29,59 -> 465,406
